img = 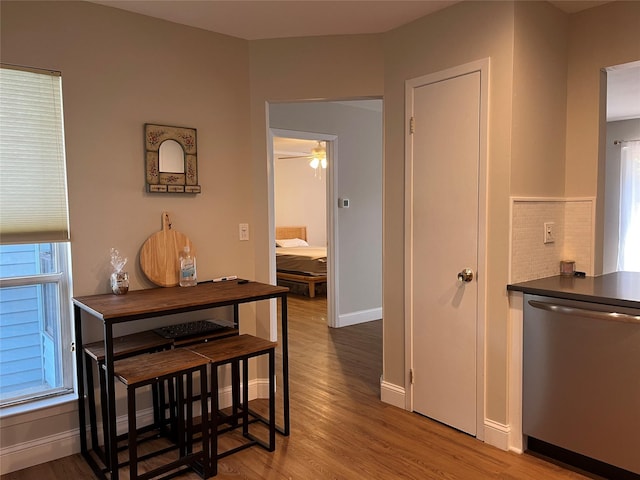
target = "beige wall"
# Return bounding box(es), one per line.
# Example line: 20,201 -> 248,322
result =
383,0 -> 516,424
512,1 -> 568,197
1,0 -> 252,455
248,35 -> 384,337
2,0 -> 640,466
565,1 -> 640,274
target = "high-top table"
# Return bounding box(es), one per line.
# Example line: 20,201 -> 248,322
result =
73,280 -> 289,480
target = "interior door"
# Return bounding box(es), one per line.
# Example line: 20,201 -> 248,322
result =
408,69 -> 481,436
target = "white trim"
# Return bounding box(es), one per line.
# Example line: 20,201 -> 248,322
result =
404,58 -> 489,439
337,307 -> 382,328
483,419 -> 510,451
0,392 -> 77,422
268,126 -> 339,330
0,379 -> 266,474
510,196 -> 596,202
0,426 -> 79,475
508,291 -> 524,453
380,380 -> 405,409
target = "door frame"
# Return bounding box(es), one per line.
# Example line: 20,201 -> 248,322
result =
404,58 -> 489,440
268,127 -> 339,329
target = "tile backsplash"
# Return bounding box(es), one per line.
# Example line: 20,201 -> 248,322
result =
510,198 -> 594,283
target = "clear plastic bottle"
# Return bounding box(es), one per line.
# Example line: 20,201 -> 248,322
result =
179,246 -> 197,287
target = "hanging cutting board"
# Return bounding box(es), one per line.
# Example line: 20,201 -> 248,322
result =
140,212 -> 195,287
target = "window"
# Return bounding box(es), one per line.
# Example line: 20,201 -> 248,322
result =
0,65 -> 73,408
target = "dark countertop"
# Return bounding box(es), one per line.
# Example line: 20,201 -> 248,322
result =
507,271 -> 640,310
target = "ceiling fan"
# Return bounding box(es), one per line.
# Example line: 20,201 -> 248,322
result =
277,140 -> 327,169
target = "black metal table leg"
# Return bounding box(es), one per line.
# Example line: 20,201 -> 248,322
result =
103,322 -> 119,480
280,293 -> 290,436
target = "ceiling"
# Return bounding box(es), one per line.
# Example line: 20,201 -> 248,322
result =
89,0 -> 636,123
89,1 -> 613,41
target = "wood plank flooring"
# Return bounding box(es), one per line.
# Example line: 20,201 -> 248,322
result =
3,294 -> 594,479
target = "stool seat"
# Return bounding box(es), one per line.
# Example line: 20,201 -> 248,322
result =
114,347 -> 211,479
83,331 -> 174,469
188,334 -> 277,476
84,330 -> 172,362
187,334 -> 277,364
114,348 -> 209,386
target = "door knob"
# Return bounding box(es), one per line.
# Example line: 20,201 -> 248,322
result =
457,268 -> 474,283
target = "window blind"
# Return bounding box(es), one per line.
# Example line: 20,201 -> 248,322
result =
0,65 -> 70,244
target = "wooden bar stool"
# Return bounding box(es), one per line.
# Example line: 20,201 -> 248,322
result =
83,331 -> 173,465
113,348 -> 210,480
188,334 -> 277,477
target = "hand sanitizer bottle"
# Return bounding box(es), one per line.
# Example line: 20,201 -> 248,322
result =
179,246 -> 197,287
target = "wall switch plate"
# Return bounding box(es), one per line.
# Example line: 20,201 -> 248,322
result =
544,222 -> 555,244
239,223 -> 249,241
338,198 -> 350,208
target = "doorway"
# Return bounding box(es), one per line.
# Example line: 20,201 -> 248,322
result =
268,100 -> 383,330
405,60 -> 488,438
270,129 -> 337,327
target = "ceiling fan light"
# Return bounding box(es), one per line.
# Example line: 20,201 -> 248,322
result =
320,157 -> 327,169
309,157 -> 320,169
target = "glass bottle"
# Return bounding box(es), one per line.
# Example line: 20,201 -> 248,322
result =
179,246 -> 197,287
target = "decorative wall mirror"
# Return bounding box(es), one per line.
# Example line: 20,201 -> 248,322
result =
144,124 -> 201,193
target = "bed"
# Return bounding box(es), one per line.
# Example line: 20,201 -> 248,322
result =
275,226 -> 327,298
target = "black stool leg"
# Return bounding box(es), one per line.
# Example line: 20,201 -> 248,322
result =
98,361 -> 112,468
269,349 -> 276,451
210,365 -> 219,477
242,358 -> 250,437
85,352 -> 99,452
127,386 -> 138,480
186,371 -> 194,455
176,374 -> 186,457
199,365 -> 210,478
231,361 -> 240,425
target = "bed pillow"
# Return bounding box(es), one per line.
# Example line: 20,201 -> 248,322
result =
276,238 -> 309,248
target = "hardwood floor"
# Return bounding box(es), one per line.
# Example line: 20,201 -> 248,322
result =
3,294 -> 594,479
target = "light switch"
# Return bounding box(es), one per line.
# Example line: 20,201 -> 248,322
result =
239,223 -> 249,241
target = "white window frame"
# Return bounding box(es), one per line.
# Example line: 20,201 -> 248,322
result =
0,242 -> 75,409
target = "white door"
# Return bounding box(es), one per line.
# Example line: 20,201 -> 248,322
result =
407,64 -> 485,436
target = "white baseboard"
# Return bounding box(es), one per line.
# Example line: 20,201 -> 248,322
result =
380,379 -> 405,409
337,307 -> 382,327
483,419 -> 510,451
0,428 -> 79,475
0,379 -> 264,475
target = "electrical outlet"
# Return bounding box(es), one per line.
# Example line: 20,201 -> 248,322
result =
544,222 -> 555,244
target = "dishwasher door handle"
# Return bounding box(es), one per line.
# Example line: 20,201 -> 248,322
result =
528,300 -> 640,324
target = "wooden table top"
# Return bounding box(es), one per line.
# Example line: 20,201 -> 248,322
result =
73,280 -> 288,323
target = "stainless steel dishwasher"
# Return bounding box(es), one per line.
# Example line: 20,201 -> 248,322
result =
523,294 -> 640,476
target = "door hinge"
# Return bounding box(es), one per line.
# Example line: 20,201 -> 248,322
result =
409,368 -> 414,384
409,116 -> 415,134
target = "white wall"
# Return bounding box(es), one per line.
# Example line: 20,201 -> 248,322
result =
269,101 -> 383,319
275,155 -> 327,246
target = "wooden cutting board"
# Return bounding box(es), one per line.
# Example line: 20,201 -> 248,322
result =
140,212 -> 195,287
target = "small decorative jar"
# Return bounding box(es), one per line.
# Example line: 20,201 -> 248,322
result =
560,260 -> 575,276
111,271 -> 129,295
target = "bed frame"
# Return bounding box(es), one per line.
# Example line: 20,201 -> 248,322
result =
275,226 -> 327,298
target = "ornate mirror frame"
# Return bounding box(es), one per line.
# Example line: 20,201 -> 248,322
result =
144,123 -> 201,193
